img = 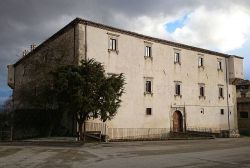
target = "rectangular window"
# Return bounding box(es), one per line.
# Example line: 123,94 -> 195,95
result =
240,112 -> 249,118
198,57 -> 204,67
23,65 -> 27,76
145,46 -> 151,57
219,87 -> 224,98
145,80 -> 152,93
174,52 -> 180,63
241,92 -> 246,98
43,55 -> 48,63
146,108 -> 152,115
220,109 -> 224,115
200,86 -> 205,97
109,38 -> 117,50
175,83 -> 181,95
217,60 -> 222,70
144,77 -> 153,95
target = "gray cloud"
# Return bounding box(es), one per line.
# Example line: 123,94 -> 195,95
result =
0,0 -> 250,103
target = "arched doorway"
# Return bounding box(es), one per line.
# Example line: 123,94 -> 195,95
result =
173,111 -> 183,132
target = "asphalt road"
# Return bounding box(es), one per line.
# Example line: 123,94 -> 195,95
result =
0,138 -> 250,168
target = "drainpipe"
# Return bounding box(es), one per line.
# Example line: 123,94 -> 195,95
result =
225,57 -> 230,133
84,23 -> 87,60
184,103 -> 186,132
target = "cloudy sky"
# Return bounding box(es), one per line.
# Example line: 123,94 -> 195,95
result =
0,0 -> 250,104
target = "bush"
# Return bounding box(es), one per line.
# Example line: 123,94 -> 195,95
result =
12,109 -> 66,140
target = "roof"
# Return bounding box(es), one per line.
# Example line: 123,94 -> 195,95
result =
237,80 -> 250,86
13,17 -> 243,67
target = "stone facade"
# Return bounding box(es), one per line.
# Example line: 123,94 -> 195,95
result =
8,18 -> 244,139
236,80 -> 250,135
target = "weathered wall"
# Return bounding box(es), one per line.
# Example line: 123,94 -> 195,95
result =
237,99 -> 250,135
13,25 -> 76,107
82,23 -> 240,132
7,65 -> 14,88
236,81 -> 250,135
11,23 -> 78,136
229,56 -> 244,83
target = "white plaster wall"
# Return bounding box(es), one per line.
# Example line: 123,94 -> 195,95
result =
229,57 -> 244,80
81,23 -> 241,131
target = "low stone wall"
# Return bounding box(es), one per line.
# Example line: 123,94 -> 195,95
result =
107,128 -> 170,141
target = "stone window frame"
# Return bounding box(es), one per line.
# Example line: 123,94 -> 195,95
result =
144,77 -> 153,95
198,83 -> 206,99
43,55 -> 48,63
174,81 -> 182,97
107,32 -> 119,54
146,108 -> 152,115
174,48 -> 181,65
217,58 -> 223,71
198,54 -> 205,69
144,41 -> 153,60
218,84 -> 224,99
23,64 -> 28,76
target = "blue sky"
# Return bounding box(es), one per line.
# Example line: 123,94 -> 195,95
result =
165,14 -> 189,33
0,89 -> 12,105
165,14 -> 250,80
0,0 -> 250,106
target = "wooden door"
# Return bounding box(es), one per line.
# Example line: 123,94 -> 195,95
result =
173,111 -> 183,132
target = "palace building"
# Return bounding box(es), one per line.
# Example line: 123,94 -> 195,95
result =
8,18 -> 244,139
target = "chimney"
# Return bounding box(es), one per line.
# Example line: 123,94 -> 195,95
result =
30,43 -> 36,51
22,49 -> 29,57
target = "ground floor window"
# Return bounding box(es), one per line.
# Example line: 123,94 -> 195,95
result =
240,112 -> 249,118
146,108 -> 152,115
220,109 -> 224,115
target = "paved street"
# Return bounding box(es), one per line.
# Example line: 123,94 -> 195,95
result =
0,138 -> 250,168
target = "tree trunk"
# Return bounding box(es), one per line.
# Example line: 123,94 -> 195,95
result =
83,121 -> 86,142
78,121 -> 84,142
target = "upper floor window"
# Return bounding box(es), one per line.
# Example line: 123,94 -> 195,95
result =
145,80 -> 152,93
144,77 -> 153,95
174,81 -> 182,96
174,52 -> 181,64
145,46 -> 151,57
217,59 -> 223,71
218,85 -> 224,99
144,42 -> 152,59
23,65 -> 27,76
107,32 -> 119,53
198,57 -> 204,67
109,38 -> 117,51
43,55 -> 48,63
199,83 -> 205,98
241,92 -> 246,98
